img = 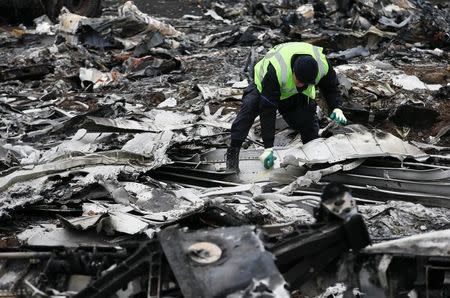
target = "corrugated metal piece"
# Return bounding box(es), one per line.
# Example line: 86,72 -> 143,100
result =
284,128 -> 428,164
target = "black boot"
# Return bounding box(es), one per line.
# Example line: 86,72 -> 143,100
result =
225,146 -> 240,172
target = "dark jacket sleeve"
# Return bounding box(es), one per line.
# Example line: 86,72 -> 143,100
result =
317,58 -> 343,111
259,63 -> 279,148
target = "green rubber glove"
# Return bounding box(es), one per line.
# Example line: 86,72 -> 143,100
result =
259,148 -> 277,169
330,108 -> 347,125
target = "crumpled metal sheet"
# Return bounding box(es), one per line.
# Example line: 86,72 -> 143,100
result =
276,161 -> 364,195
122,183 -> 205,222
79,68 -> 123,90
59,1 -> 181,50
392,74 -> 441,91
43,182 -> 206,236
59,9 -> 88,34
83,116 -> 193,132
199,184 -> 260,198
17,224 -> 112,247
144,109 -> 197,126
122,131 -> 174,161
58,214 -> 106,231
0,120 -> 175,199
83,202 -> 134,215
379,14 -> 412,29
0,151 -> 154,192
40,129 -> 113,163
0,177 -> 47,219
197,105 -> 235,131
197,124 -> 424,183
197,148 -> 362,185
0,162 -> 172,219
122,130 -> 174,152
1,143 -> 40,165
283,126 -> 428,164
316,283 -> 347,298
59,211 -> 149,235
118,1 -> 182,37
197,84 -> 243,101
102,211 -> 149,235
364,229 -> 450,257
359,201 -> 450,240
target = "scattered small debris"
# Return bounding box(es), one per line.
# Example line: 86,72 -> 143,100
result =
0,0 -> 448,297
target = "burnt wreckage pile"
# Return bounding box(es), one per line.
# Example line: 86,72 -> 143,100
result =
0,0 -> 449,297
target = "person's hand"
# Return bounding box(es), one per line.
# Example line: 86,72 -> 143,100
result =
330,108 -> 347,125
259,148 -> 277,169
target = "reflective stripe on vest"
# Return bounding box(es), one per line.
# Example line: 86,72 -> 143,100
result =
259,44 -> 289,86
313,46 -> 325,82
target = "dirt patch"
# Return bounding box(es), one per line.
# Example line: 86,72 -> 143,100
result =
399,64 -> 450,85
117,0 -> 203,18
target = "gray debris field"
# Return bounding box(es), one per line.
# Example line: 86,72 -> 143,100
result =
0,0 -> 449,297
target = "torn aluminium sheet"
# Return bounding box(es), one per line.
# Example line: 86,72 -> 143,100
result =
118,1 -> 182,37
392,74 -> 442,91
0,149 -> 172,218
59,211 -> 149,235
281,125 -> 428,165
39,129 -> 113,163
364,229 -> 450,257
82,116 -> 193,132
57,2 -> 182,53
1,127 -> 175,191
79,68 -> 123,90
202,125 -> 427,169
81,107 -> 230,134
0,153 -> 150,192
359,201 -> 450,239
0,165 -> 123,219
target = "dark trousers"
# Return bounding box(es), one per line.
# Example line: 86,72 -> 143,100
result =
230,83 -> 319,145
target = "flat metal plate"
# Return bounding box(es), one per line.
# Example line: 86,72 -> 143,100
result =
159,226 -> 289,298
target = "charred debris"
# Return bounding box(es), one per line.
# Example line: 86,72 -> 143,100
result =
0,0 -> 449,297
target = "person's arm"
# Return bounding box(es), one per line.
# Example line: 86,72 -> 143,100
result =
317,58 -> 342,111
260,63 -> 280,148
317,58 -> 347,124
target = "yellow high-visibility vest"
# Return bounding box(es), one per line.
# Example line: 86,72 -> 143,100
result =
254,42 -> 329,100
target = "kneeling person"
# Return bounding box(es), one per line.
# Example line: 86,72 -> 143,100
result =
226,42 -> 347,172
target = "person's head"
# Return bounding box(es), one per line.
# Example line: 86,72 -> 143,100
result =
293,56 -> 318,88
